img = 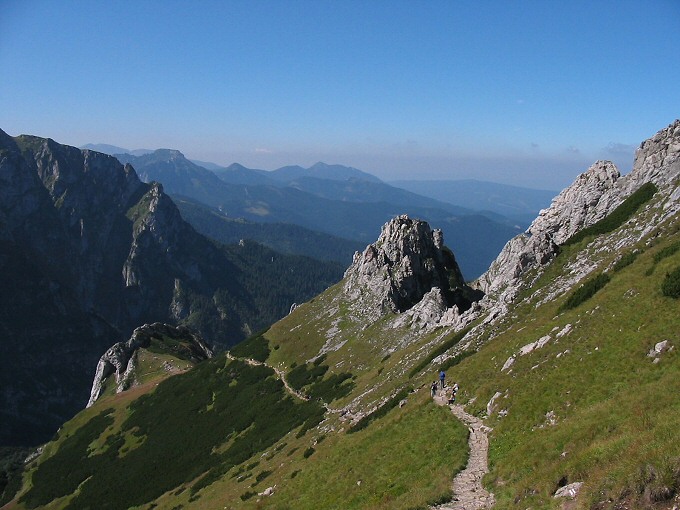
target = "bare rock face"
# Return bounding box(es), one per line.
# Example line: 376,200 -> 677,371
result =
477,120 -> 680,302
478,160 -> 621,299
623,119 -> 680,195
87,322 -> 213,407
343,215 -> 480,319
528,160 -> 621,245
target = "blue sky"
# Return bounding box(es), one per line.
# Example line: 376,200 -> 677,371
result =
1,0 -> 678,189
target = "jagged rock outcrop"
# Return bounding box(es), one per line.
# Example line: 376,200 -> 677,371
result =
477,160 -> 621,299
343,215 -> 481,321
623,119 -> 680,195
476,120 -> 680,303
87,322 -> 213,407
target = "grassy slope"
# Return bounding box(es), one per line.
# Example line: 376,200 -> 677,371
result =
8,282 -> 469,510
442,199 -> 680,509
8,180 -> 680,510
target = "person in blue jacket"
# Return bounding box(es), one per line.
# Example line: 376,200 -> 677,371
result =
439,370 -> 446,389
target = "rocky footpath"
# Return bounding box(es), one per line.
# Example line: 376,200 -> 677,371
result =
87,322 -> 213,407
432,400 -> 495,510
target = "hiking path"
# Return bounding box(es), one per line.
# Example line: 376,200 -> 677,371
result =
432,394 -> 495,509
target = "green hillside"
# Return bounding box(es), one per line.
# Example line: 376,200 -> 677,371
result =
5,131 -> 680,510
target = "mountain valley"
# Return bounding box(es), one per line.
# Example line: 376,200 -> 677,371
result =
2,120 -> 679,509
0,131 -> 342,448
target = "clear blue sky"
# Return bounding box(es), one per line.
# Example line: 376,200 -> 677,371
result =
1,0 -> 678,189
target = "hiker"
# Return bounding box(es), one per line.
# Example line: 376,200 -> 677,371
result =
439,370 -> 446,389
450,382 -> 459,404
430,381 -> 438,397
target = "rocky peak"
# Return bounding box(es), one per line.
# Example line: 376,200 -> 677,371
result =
622,119 -> 680,194
528,160 -> 621,245
87,322 -> 213,407
477,120 -> 680,301
343,215 -> 477,317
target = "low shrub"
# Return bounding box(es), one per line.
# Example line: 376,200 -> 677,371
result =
409,327 -> 471,378
229,329 -> 271,362
287,361 -> 354,403
612,251 -> 640,273
347,386 -> 412,434
559,273 -> 611,311
438,350 -> 475,373
20,358 -> 325,510
661,266 -> 680,298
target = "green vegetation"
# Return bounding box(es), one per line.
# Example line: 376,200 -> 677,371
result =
438,349 -> 475,373
228,329 -> 271,362
563,182 -> 657,246
287,355 -> 355,402
446,211 -> 680,509
612,250 -> 640,272
409,327 -> 472,378
647,240 -> 680,275
347,386 -> 412,434
661,265 -> 680,298
559,272 -> 611,311
275,394 -> 468,510
0,447 -> 34,506
20,357 -> 325,510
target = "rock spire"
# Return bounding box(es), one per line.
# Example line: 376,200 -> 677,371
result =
343,215 -> 480,319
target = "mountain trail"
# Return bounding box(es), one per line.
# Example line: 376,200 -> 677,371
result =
225,352 -> 314,403
432,394 -> 495,509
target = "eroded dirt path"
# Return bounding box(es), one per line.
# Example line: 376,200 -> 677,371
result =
225,352 -> 310,402
432,397 -> 495,509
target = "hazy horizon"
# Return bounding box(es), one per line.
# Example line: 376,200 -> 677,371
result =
2,0 -> 678,189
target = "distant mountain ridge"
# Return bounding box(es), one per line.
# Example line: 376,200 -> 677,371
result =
390,178 -> 556,225
114,149 -> 521,278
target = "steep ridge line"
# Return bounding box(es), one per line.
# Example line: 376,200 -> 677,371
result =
432,396 -> 495,510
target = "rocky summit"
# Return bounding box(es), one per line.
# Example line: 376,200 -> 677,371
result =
343,215 -> 481,319
477,119 -> 680,304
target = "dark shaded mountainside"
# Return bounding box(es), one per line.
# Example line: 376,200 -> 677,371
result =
115,151 -> 523,279
6,120 -> 680,510
0,130 -> 342,447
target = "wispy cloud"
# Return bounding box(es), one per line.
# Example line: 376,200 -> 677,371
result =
255,148 -> 272,154
601,142 -> 636,157
566,145 -> 580,154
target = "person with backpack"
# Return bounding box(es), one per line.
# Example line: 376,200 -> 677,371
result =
439,370 -> 446,389
430,381 -> 438,397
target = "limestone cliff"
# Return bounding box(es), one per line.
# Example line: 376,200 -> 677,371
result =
476,119 -> 680,304
343,215 -> 481,321
87,323 -> 213,407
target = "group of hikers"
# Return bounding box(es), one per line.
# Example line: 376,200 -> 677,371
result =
431,370 -> 458,404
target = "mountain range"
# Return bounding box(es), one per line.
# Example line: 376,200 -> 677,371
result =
390,178 -> 557,225
3,120 -> 679,509
111,150 -> 527,279
0,131 -> 343,448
